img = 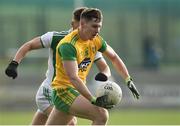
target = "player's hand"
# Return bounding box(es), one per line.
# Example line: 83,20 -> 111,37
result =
91,95 -> 114,109
126,78 -> 140,99
5,60 -> 19,79
95,72 -> 108,81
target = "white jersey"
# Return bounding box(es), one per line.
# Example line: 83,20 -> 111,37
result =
40,31 -> 103,86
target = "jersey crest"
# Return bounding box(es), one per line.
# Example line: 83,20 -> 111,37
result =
78,58 -> 91,72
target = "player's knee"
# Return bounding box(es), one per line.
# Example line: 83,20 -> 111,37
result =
73,117 -> 77,125
95,108 -> 109,123
68,117 -> 77,125
100,109 -> 109,123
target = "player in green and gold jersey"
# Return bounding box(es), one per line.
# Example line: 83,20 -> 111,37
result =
46,8 -> 140,125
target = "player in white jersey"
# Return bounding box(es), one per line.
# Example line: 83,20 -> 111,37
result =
5,7 -> 111,125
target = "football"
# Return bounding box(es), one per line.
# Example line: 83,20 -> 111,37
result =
95,81 -> 122,105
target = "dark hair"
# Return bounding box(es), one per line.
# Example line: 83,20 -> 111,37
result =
73,7 -> 88,21
80,8 -> 103,22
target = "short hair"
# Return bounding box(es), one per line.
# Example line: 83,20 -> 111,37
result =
73,7 -> 88,21
80,8 -> 103,22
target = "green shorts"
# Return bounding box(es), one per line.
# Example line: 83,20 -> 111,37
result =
52,87 -> 80,113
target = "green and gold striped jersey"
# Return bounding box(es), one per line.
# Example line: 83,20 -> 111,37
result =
52,29 -> 107,89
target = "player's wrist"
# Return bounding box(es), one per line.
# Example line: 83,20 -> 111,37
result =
11,60 -> 19,67
90,96 -> 96,104
125,76 -> 133,84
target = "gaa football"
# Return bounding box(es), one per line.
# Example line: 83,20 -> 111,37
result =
96,81 -> 122,105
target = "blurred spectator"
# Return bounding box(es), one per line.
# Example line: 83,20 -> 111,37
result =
142,36 -> 161,70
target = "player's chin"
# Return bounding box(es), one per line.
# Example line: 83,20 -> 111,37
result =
90,35 -> 97,40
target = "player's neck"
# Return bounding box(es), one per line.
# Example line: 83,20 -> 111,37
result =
78,28 -> 89,41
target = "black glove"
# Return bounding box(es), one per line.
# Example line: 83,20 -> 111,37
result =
95,72 -> 108,81
5,60 -> 19,79
91,95 -> 114,109
126,78 -> 140,99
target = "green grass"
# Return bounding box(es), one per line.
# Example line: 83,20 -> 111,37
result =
0,109 -> 180,125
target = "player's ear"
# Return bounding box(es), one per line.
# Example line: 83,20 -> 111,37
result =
80,19 -> 86,26
72,20 -> 79,30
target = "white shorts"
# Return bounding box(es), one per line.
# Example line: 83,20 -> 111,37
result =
36,84 -> 53,113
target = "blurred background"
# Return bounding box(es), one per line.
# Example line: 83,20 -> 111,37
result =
0,0 -> 180,125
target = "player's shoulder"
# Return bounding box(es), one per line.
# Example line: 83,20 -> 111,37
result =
61,29 -> 78,43
50,30 -> 70,42
53,30 -> 70,37
43,30 -> 69,35
92,34 -> 103,45
41,30 -> 69,49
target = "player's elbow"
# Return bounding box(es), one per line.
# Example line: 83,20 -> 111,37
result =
26,37 -> 41,51
23,41 -> 34,51
109,53 -> 118,62
67,74 -> 79,85
69,76 -> 77,82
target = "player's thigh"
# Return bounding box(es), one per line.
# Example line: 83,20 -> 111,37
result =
31,111 -> 48,125
46,107 -> 74,125
36,85 -> 53,115
43,106 -> 52,116
69,95 -> 108,121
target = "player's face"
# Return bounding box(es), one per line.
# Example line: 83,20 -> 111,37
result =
84,20 -> 102,39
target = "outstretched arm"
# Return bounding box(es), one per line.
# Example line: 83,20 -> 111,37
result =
13,37 -> 42,63
103,44 -> 140,99
5,37 -> 42,79
103,45 -> 129,80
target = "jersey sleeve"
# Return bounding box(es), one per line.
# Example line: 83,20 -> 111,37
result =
98,36 -> 107,53
94,52 -> 103,62
58,43 -> 77,60
40,32 -> 54,48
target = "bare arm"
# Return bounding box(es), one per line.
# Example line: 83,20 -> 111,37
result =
95,58 -> 111,77
63,60 -> 94,101
103,45 -> 130,80
13,37 -> 42,63
103,45 -> 140,99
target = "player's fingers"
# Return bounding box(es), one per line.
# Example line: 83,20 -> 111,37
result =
135,93 -> 139,99
134,90 -> 140,99
105,105 -> 114,109
132,92 -> 136,98
131,91 -> 138,99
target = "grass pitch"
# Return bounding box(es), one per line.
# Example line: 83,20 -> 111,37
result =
0,109 -> 180,125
